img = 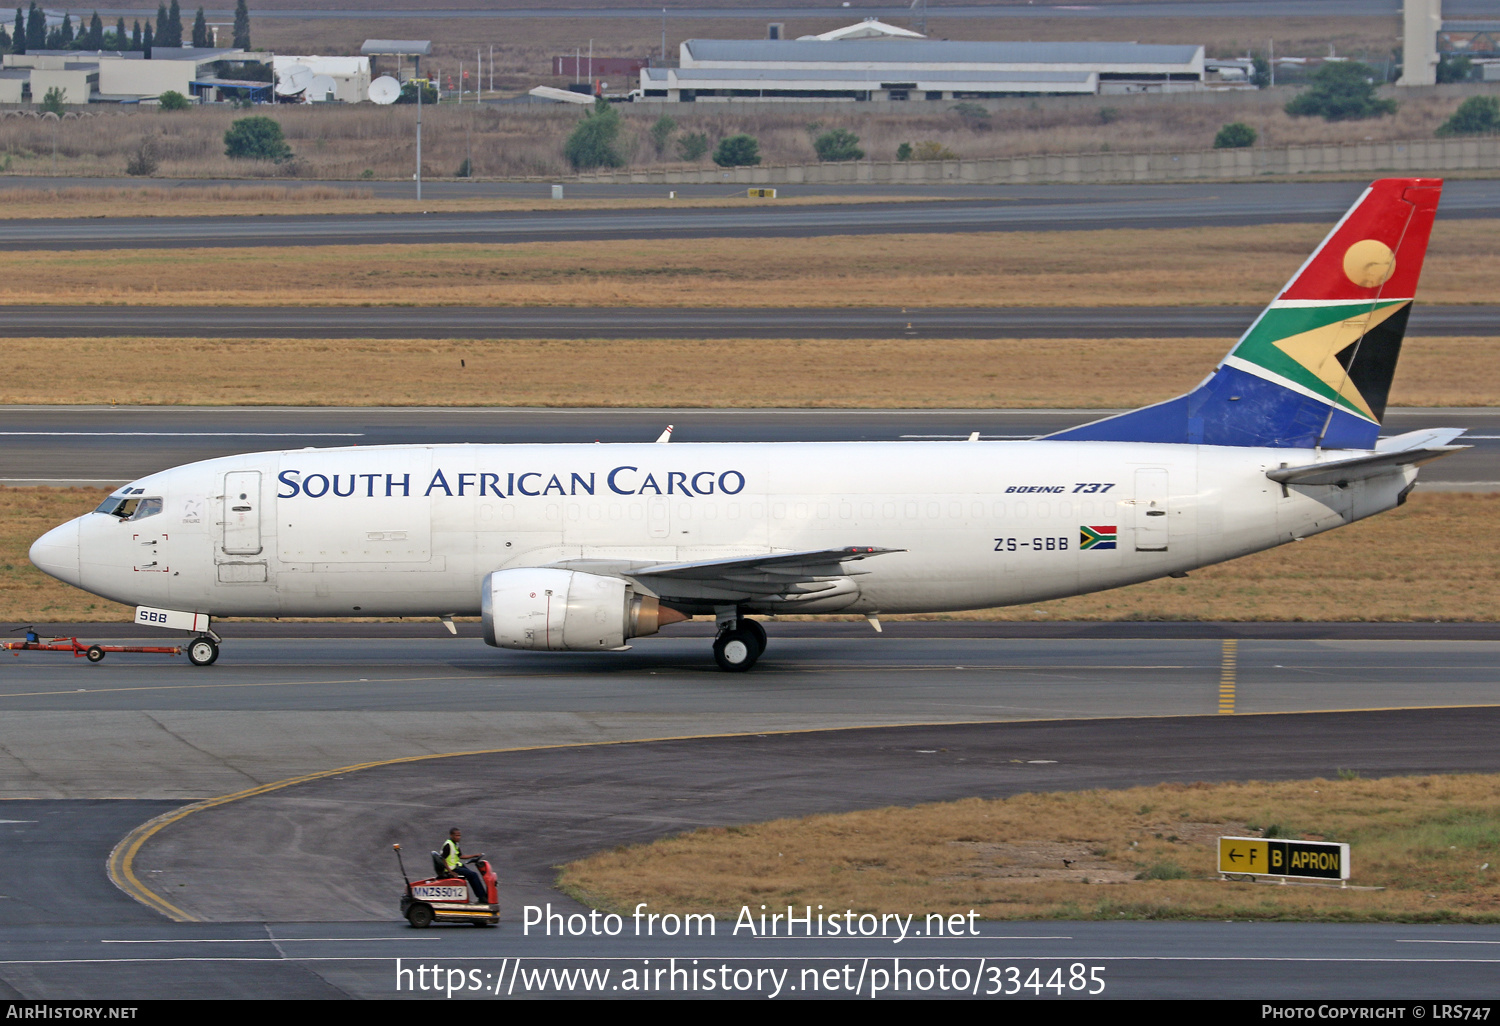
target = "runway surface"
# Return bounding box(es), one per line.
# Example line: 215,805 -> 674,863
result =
3,625 -> 1499,998
2,303 -> 1494,339
4,180 -> 1497,251
3,406 -> 1496,489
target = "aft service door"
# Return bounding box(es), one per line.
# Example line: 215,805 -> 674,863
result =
1134,468 -> 1169,552
221,471 -> 263,556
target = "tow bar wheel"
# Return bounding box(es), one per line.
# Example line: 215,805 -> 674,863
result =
85,645 -> 106,663
406,903 -> 434,929
187,636 -> 219,667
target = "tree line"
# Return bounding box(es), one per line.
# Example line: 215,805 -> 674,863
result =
0,0 -> 250,55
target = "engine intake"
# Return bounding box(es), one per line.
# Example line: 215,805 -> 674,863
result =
481,568 -> 678,651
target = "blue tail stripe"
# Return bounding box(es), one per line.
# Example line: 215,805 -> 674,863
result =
1047,365 -> 1380,449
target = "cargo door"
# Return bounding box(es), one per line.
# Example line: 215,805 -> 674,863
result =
221,471 -> 263,556
1134,468 -> 1169,552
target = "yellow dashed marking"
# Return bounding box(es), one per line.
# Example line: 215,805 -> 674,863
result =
1219,639 -> 1238,715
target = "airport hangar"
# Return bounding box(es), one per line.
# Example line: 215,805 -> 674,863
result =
638,39 -> 1214,103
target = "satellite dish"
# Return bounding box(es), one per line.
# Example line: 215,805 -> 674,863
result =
369,75 -> 400,105
274,63 -> 312,96
309,74 -> 337,101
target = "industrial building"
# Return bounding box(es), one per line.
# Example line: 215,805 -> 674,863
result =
271,54 -> 371,104
0,47 -> 263,104
639,36 -> 1209,102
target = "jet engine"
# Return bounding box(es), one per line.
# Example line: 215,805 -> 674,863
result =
481,567 -> 679,651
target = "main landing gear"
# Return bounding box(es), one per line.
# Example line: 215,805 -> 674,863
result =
713,617 -> 767,672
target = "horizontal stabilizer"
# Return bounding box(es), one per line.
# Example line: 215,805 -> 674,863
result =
1374,426 -> 1468,452
1267,436 -> 1468,487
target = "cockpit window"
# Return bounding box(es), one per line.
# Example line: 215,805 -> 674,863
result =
95,496 -> 162,521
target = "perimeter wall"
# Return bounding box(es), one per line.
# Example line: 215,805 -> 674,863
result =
570,136 -> 1500,185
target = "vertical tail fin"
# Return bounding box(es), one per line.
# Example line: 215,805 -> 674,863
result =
1049,178 -> 1443,449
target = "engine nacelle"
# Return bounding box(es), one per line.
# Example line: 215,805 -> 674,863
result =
481,568 -> 671,651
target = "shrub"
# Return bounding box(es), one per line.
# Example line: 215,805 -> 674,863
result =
1098,106 -> 1119,124
895,141 -> 912,161
676,131 -> 709,162
224,116 -> 292,161
1213,122 -> 1257,148
157,90 -> 190,111
39,86 -> 65,114
911,140 -> 957,161
950,101 -> 990,123
1284,62 -> 1397,121
563,97 -> 625,170
813,127 -> 863,162
1436,95 -> 1499,137
1251,56 -> 1270,88
1436,54 -> 1474,84
1136,861 -> 1190,881
455,157 -> 472,178
712,134 -> 760,167
124,140 -> 158,176
649,114 -> 676,155
396,80 -> 437,105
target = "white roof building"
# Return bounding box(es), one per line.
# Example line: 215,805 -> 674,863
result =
1,47 -> 258,103
641,37 -> 1206,102
273,55 -> 371,104
796,19 -> 926,42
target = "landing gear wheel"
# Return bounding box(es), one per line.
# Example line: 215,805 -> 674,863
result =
738,618 -> 767,656
85,645 -> 105,663
406,903 -> 434,929
187,636 -> 219,667
713,629 -> 760,672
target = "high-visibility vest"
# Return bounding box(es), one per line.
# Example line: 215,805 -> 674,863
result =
441,838 -> 461,870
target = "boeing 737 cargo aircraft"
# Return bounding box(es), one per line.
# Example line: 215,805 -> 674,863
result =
30,178 -> 1463,671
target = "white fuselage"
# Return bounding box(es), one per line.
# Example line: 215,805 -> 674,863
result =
43,440 -> 1412,619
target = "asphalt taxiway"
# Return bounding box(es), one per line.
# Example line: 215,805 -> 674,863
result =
4,180 -> 1498,251
155,2 -> 1500,19
0,303 -> 1493,339
3,624 -> 1500,998
6,623 -> 1500,802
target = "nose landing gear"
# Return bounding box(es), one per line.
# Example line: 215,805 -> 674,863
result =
713,617 -> 767,672
187,634 -> 220,666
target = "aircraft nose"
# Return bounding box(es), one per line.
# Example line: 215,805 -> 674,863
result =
29,519 -> 81,587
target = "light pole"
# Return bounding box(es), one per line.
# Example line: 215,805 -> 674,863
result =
415,74 -> 422,201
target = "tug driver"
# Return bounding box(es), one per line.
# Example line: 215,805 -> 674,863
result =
440,827 -> 488,904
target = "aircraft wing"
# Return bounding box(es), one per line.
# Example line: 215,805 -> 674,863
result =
548,546 -> 904,604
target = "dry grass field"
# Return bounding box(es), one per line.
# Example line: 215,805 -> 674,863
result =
557,773 -> 1500,923
0,336 -> 1495,409
0,79 -> 1476,181
4,490 -> 1498,624
1,221 -> 1494,308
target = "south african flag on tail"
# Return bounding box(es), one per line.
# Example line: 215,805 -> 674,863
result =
1046,178 -> 1443,451
1080,525 -> 1117,550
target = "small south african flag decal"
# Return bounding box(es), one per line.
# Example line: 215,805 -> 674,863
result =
1080,525 -> 1117,550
